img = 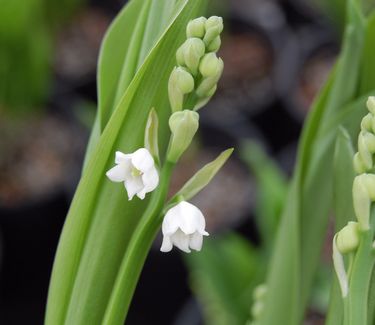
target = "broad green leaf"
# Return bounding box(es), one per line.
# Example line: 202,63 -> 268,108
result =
170,148 -> 233,202
45,1 -> 207,324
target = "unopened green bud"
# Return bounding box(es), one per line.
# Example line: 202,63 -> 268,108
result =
353,152 -> 366,174
358,131 -> 375,170
196,57 -> 223,97
207,35 -> 221,52
199,53 -> 222,77
168,67 -> 194,112
176,46 -> 185,66
167,110 -> 199,162
251,301 -> 264,319
333,233 -> 349,297
194,85 -> 217,111
203,16 -> 224,45
173,67 -> 194,93
367,96 -> 375,115
336,222 -> 360,254
253,284 -> 267,300
361,113 -> 373,132
353,174 -> 375,230
186,17 -> 207,38
176,38 -> 205,75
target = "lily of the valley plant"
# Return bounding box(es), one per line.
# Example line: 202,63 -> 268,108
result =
45,1 -> 232,324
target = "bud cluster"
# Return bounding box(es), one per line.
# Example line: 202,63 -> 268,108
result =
333,97 -> 375,298
352,97 -> 375,230
168,16 -> 224,113
353,97 -> 375,174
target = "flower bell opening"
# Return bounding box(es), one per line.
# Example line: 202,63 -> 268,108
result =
160,201 -> 209,253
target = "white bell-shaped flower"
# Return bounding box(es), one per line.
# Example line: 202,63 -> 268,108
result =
160,201 -> 209,253
106,148 -> 159,200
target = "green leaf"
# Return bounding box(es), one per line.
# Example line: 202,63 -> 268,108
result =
185,233 -> 261,325
45,1 -> 207,324
170,148 -> 233,202
333,127 -> 356,230
359,12 -> 375,95
240,141 -> 287,251
84,0 -> 184,164
326,127 -> 355,325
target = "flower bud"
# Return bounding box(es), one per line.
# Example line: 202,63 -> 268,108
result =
353,152 -> 366,174
251,301 -> 264,319
203,16 -> 223,45
176,46 -> 185,66
186,17 -> 207,38
353,174 -> 375,230
167,110 -> 199,162
253,284 -> 267,300
168,67 -> 194,112
361,113 -> 373,132
199,53 -> 222,77
207,35 -> 221,52
176,38 -> 205,75
336,222 -> 360,254
358,131 -> 375,170
367,96 -> 375,115
196,57 -> 223,98
333,233 -> 349,297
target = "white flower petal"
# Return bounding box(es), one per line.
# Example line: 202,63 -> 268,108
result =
160,235 -> 173,252
162,206 -> 181,235
171,229 -> 191,253
131,148 -> 154,173
189,232 -> 204,251
115,151 -> 131,164
142,167 -> 159,192
178,201 -> 205,235
124,176 -> 144,200
136,189 -> 146,200
106,164 -> 127,182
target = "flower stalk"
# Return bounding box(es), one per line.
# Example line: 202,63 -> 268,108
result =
102,160 -> 175,325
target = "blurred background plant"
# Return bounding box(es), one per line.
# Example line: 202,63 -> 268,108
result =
1,0 -> 374,324
0,0 -> 85,115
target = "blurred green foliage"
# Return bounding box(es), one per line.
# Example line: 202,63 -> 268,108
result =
0,0 -> 84,114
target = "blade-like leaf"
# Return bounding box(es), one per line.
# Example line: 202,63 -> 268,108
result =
359,13 -> 375,95
170,148 -> 233,202
326,126 -> 355,325
240,141 -> 287,250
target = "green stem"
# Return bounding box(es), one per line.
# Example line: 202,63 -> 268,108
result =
343,208 -> 375,325
102,161 -> 175,325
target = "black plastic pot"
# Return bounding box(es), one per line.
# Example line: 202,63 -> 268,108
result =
0,191 -> 69,325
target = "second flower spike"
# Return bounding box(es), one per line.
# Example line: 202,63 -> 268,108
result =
160,201 -> 209,253
106,148 -> 159,200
